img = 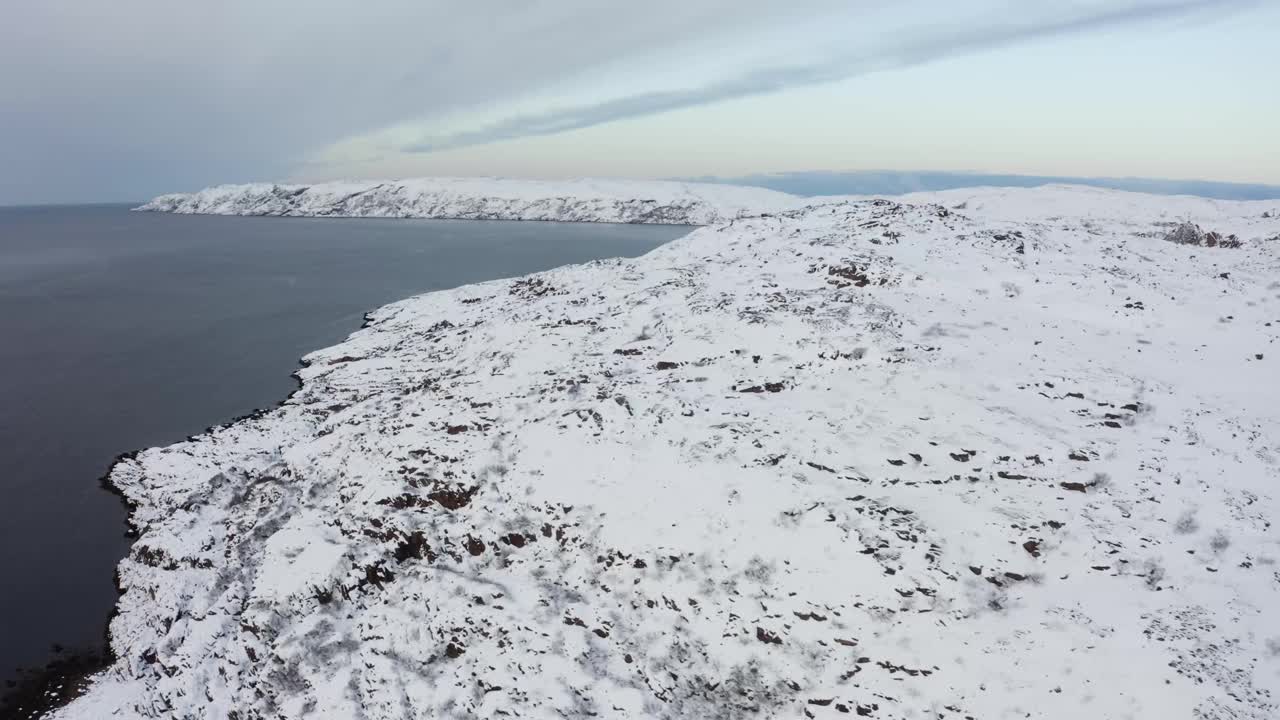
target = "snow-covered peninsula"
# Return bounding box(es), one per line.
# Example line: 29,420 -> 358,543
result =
62,184 -> 1280,719
135,177 -> 797,225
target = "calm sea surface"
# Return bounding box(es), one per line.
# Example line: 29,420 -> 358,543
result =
0,204 -> 688,698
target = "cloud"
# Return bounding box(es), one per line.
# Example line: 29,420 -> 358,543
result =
2,1 -> 844,202
0,0 -> 1263,203
383,0 -> 1257,156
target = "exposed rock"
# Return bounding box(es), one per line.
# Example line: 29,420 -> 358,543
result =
1164,221 -> 1242,248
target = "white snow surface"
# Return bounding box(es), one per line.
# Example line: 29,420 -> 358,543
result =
135,177 -> 798,225
59,186 -> 1280,719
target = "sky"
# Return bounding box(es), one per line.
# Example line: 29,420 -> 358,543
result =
2,0 -> 1278,205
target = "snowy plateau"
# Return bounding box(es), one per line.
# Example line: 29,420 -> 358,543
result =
61,183 -> 1280,719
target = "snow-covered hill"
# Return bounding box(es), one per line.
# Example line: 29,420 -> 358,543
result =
135,177 -> 797,225
61,186 -> 1280,719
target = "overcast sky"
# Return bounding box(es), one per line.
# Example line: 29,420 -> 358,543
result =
2,0 -> 1277,204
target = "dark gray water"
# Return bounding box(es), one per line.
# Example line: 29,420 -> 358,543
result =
0,204 -> 688,701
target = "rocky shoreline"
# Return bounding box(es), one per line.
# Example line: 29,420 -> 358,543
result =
0,364 -> 318,719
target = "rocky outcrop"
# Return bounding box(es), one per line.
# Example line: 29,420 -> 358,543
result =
1164,221 -> 1243,248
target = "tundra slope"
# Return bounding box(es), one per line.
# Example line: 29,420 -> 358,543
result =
135,177 -> 797,226
61,187 -> 1280,719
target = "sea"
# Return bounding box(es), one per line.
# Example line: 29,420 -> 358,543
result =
0,204 -> 688,711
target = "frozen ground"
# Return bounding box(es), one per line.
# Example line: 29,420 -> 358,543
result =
59,185 -> 1280,719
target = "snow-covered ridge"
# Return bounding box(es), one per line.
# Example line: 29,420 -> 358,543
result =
135,177 -> 799,225
62,186 -> 1280,719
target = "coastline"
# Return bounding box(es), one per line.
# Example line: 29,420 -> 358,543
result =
133,177 -> 799,225
0,363 -> 313,718
51,187 -> 1280,718
4,210 -> 696,718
